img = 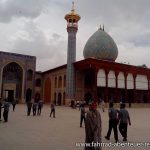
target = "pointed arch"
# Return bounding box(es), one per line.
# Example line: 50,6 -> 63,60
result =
2,62 -> 23,102
108,70 -> 115,87
97,69 -> 106,86
136,75 -> 148,90
58,93 -> 62,105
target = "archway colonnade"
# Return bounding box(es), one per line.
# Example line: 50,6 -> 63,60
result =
97,69 -> 150,103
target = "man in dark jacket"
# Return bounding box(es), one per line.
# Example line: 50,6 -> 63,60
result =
37,100 -> 43,115
119,103 -> 131,141
50,102 -> 55,118
105,102 -> 119,143
3,99 -> 10,122
12,99 -> 17,111
80,104 -> 86,127
27,101 -> 32,116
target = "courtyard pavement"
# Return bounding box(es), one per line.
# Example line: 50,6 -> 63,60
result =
0,104 -> 150,150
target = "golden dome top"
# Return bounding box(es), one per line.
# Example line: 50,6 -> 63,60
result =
64,2 -> 81,21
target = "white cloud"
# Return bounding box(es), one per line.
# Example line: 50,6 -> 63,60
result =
9,21 -> 67,71
117,44 -> 150,66
0,0 -> 49,22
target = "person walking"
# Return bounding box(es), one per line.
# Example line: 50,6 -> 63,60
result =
12,99 -> 17,111
2,99 -> 10,122
118,103 -> 131,141
37,100 -> 43,115
105,102 -> 119,143
32,102 -> 37,116
50,102 -> 55,118
27,101 -> 32,116
80,104 -> 86,127
85,102 -> 102,150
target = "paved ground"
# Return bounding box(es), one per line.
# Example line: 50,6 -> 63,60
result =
0,104 -> 150,150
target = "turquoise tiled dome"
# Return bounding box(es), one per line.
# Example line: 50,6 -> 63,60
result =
83,28 -> 118,61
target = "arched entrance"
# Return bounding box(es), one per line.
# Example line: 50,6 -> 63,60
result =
26,88 -> 32,102
44,78 -> 51,103
58,93 -> 62,105
2,62 -> 23,102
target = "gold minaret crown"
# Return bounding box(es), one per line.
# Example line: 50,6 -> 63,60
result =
65,1 -> 81,22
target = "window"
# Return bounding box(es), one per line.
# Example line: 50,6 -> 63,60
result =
36,78 -> 41,87
27,70 -> 33,81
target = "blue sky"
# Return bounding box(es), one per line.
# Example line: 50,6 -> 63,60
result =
0,0 -> 150,71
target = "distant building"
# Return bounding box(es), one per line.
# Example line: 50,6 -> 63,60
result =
0,4 -> 150,104
0,51 -> 36,103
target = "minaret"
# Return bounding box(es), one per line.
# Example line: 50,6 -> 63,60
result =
64,2 -> 80,103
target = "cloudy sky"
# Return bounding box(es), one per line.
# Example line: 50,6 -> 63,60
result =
0,0 -> 150,71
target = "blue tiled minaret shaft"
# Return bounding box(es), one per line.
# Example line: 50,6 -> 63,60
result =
65,2 -> 80,102
66,27 -> 77,100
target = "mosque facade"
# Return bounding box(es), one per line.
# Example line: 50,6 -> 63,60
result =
0,51 -> 36,103
0,5 -> 150,104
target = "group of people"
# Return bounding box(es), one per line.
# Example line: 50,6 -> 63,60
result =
1,96 -> 131,150
26,100 -> 56,118
105,102 -> 131,143
26,100 -> 43,116
70,100 -> 86,109
1,97 -> 55,121
80,101 -> 131,150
